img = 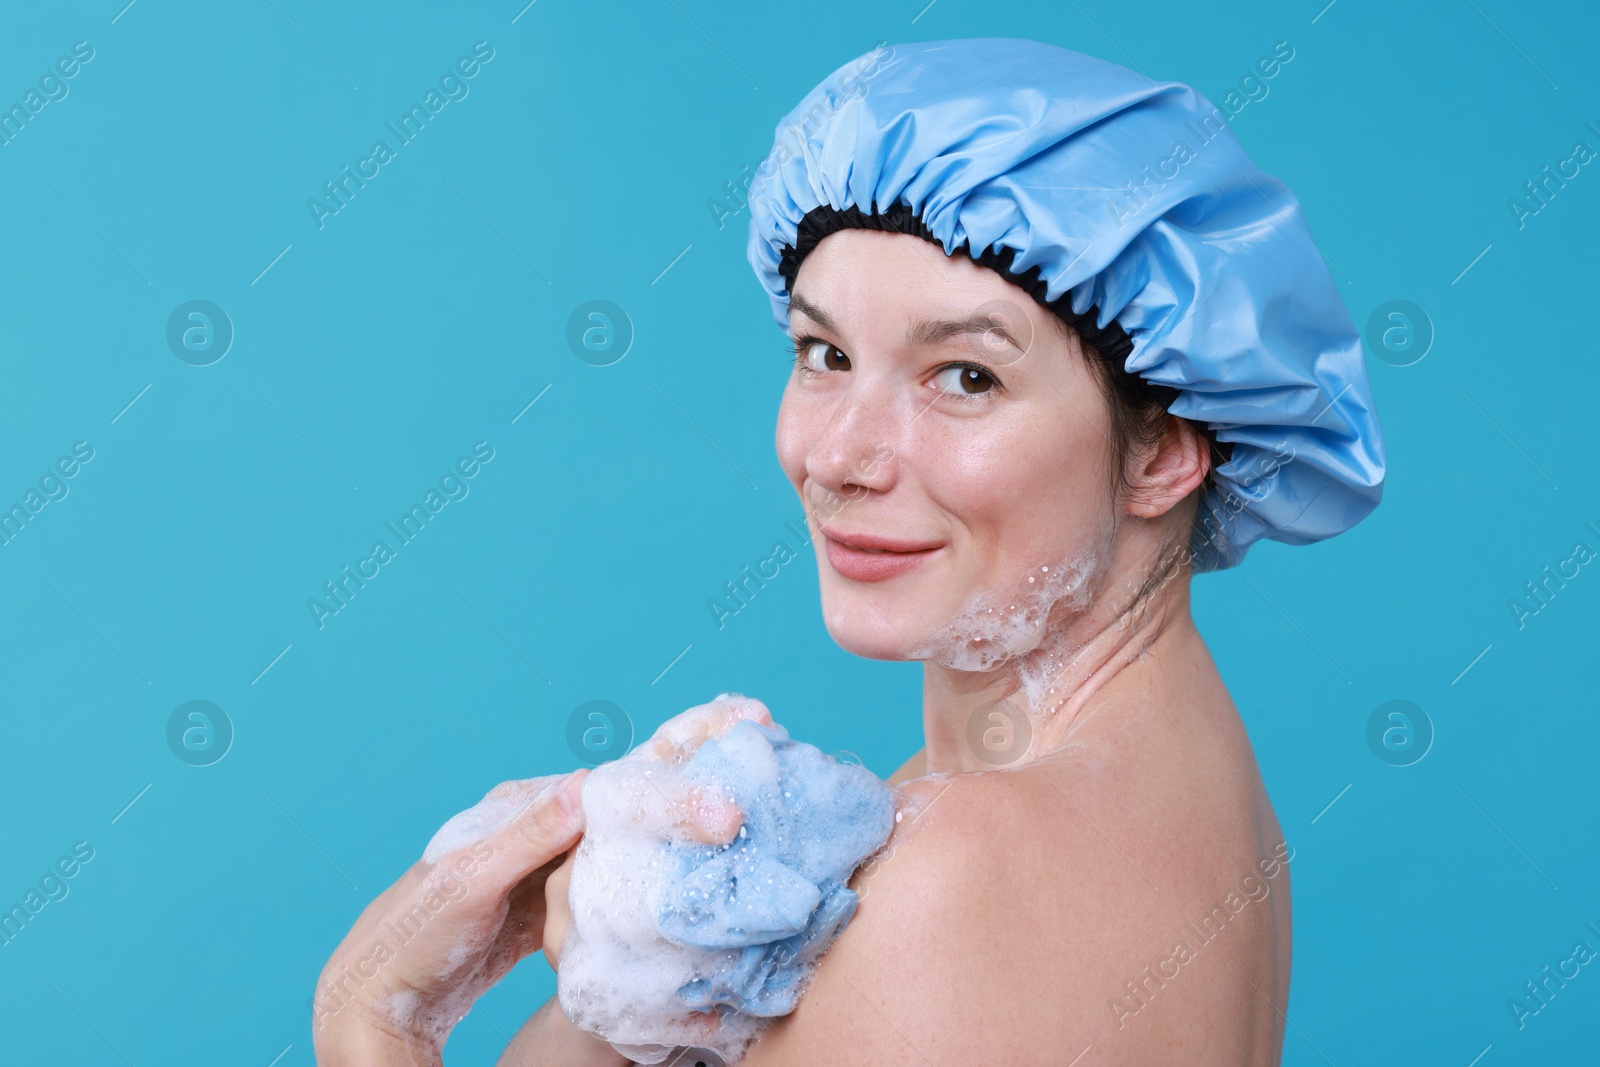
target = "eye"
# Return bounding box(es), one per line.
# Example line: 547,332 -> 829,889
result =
794,338 -> 850,374
929,362 -> 999,397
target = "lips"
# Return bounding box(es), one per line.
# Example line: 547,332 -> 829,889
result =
818,523 -> 943,583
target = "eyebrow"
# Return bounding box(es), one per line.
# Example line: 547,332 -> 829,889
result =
904,312 -> 1022,352
788,290 -> 1022,352
788,291 -> 839,333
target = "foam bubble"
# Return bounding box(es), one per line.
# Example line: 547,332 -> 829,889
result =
905,505 -> 1128,735
909,551 -> 1099,673
557,703 -> 896,1064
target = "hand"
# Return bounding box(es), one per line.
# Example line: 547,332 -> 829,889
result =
514,697 -> 776,1059
543,694 -> 774,969
313,770 -> 594,1065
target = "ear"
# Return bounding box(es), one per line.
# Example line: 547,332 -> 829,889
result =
1124,417 -> 1209,518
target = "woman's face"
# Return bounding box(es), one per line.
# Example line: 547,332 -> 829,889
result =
776,229 -> 1124,664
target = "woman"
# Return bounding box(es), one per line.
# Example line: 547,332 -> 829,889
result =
315,38 -> 1384,1065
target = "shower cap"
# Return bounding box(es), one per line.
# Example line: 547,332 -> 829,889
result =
744,37 -> 1386,570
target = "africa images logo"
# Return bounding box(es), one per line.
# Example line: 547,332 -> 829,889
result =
306,41 -> 496,230
306,442 -> 495,629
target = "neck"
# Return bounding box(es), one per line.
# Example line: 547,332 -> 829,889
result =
919,527 -> 1199,774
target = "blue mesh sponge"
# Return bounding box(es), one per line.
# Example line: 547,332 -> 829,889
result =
656,719 -> 895,1016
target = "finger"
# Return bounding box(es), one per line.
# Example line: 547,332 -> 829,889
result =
645,694 -> 773,758
637,771 -> 743,846
423,773 -> 569,865
643,695 -> 773,761
472,770 -> 589,891
485,775 -> 565,801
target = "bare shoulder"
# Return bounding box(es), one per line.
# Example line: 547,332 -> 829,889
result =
740,770 -> 1088,1064
742,708 -> 1294,1065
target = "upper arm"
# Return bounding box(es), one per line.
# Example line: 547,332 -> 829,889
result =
736,779 -> 1133,1066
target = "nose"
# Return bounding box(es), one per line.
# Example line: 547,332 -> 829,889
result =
804,383 -> 898,511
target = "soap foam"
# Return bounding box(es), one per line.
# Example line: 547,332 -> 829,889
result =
422,773 -> 567,864
907,507 -> 1124,732
557,695 -> 896,1064
909,550 -> 1098,673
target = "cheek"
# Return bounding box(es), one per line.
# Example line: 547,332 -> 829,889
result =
920,411 -> 1113,574
930,416 -> 1091,518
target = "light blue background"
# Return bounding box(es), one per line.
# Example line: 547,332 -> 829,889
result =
1,1 -> 1596,1063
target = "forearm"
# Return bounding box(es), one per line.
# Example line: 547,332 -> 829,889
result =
497,997 -> 631,1067
314,1017 -> 440,1067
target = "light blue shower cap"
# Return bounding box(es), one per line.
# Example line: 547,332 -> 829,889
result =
744,37 -> 1386,570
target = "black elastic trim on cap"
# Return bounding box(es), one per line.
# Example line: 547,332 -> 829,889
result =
776,198 -> 1234,501
776,199 -> 1136,366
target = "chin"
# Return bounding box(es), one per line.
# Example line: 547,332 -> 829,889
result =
818,585 -> 932,661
